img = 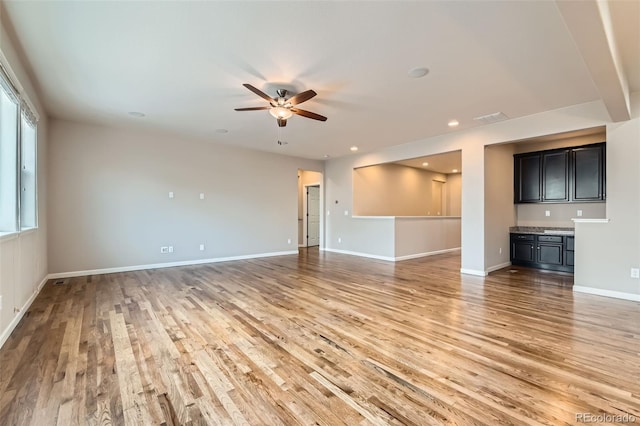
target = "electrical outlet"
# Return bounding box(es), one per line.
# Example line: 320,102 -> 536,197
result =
545,210 -> 551,217
499,247 -> 502,255
199,193 -> 205,200
344,210 -> 349,216
631,268 -> 640,279
199,244 -> 205,251
287,238 -> 291,244
338,237 -> 342,243
168,246 -> 174,253
160,246 -> 169,254
577,210 -> 583,217
168,191 -> 174,199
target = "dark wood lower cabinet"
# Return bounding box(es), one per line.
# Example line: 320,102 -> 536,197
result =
510,233 -> 574,273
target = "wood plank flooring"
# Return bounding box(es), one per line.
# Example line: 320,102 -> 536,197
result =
1,249 -> 639,425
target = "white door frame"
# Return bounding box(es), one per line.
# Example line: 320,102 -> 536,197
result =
303,182 -> 323,248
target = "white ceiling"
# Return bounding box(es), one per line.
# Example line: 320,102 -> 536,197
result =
3,1 -> 638,160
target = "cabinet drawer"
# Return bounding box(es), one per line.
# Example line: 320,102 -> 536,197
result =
511,234 -> 534,241
537,235 -> 563,243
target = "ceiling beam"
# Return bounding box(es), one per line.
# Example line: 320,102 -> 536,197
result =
556,0 -> 630,122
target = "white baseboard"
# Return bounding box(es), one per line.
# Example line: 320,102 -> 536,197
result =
322,248 -> 395,262
395,247 -> 460,261
573,286 -> 640,302
47,250 -> 299,279
0,274 -> 49,350
485,261 -> 512,274
460,268 -> 488,277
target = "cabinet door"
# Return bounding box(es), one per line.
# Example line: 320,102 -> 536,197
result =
515,154 -> 541,203
565,250 -> 574,267
572,145 -> 604,201
565,236 -> 575,267
537,243 -> 563,265
542,150 -> 569,202
512,240 -> 535,262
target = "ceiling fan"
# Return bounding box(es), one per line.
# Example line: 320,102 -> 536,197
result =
234,84 -> 327,127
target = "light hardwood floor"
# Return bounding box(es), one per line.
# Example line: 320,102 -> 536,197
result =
1,250 -> 638,425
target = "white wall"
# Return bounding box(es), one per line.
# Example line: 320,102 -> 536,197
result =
48,119 -> 322,274
325,96 -> 640,293
0,16 -> 48,346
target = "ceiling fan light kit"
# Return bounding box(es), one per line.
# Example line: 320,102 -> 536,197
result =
269,106 -> 293,120
235,83 -> 327,127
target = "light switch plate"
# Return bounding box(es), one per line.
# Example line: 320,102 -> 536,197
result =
545,210 -> 551,217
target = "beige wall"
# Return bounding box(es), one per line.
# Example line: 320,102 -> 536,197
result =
48,119 -> 322,274
513,131 -> 605,154
0,16 -> 49,345
445,173 -> 462,216
576,105 -> 640,296
353,163 -> 459,216
484,144 -> 516,270
394,217 -> 461,258
516,203 -> 606,227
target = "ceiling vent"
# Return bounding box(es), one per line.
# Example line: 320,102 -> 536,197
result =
473,111 -> 509,125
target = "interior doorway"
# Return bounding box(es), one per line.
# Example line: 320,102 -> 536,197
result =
306,185 -> 320,247
298,169 -> 323,248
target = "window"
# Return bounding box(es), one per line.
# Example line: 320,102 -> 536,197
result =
20,112 -> 37,229
0,78 -> 19,234
0,65 -> 38,236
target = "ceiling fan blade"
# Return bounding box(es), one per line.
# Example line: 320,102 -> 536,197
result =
243,84 -> 275,105
287,90 -> 317,106
234,106 -> 270,111
277,118 -> 287,127
291,108 -> 327,121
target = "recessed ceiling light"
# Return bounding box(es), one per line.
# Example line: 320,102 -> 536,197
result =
215,128 -> 229,134
422,162 -> 429,166
408,67 -> 429,78
448,120 -> 459,127
128,111 -> 145,118
350,146 -> 358,152
452,169 -> 459,173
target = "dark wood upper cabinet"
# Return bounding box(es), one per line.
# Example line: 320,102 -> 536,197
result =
514,142 -> 605,204
542,150 -> 569,202
571,144 -> 605,201
515,154 -> 541,203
